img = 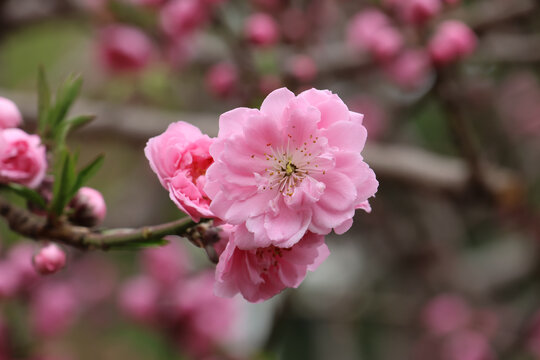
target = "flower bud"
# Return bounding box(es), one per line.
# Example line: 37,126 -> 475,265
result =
0,97 -> 22,129
385,49 -> 432,89
429,20 -> 477,65
160,0 -> 208,37
68,187 -> 107,227
205,62 -> 238,98
33,244 -> 66,275
244,13 -> 279,47
402,0 -> 441,25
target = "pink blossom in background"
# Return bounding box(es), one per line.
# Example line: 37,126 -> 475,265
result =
400,0 -> 441,25
0,97 -> 22,129
172,271 -> 238,356
7,243 -> 39,287
160,0 -> 209,37
31,283 -> 77,337
422,293 -> 472,336
145,121 -> 215,222
205,87 -> 378,248
69,186 -> 107,227
429,20 -> 477,65
118,276 -> 160,325
141,240 -> 191,287
287,55 -> 317,83
33,244 -> 66,275
244,13 -> 279,47
348,95 -> 389,141
0,262 -> 20,298
205,62 -> 238,98
0,128 -> 47,189
442,330 -> 493,360
385,49 -> 432,89
165,39 -> 195,69
215,226 -> 329,302
347,9 -> 403,61
97,25 -> 154,74
68,254 -> 117,305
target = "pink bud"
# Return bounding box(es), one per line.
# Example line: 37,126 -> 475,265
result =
287,55 -> 317,83
422,294 -> 471,336
385,49 -> 432,89
160,0 -> 208,37
205,62 -> 238,98
118,276 -> 160,324
429,20 -> 477,65
33,244 -> 66,275
244,13 -> 279,47
69,187 -> 107,227
98,25 -> 154,74
402,0 -> 441,25
0,97 -> 22,129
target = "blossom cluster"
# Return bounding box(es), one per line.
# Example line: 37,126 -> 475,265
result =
146,87 -> 378,302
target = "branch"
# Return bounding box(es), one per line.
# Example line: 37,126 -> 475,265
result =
0,195 -> 196,250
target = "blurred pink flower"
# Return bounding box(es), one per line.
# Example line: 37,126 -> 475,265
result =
173,271 -> 238,356
141,240 -> 191,287
205,88 -> 378,248
429,20 -> 477,65
0,97 -> 22,129
33,244 -> 66,275
287,55 -> 317,83
0,128 -> 47,189
205,62 -> 238,99
347,10 -> 403,62
0,262 -> 20,298
245,13 -> 279,47
69,187 -> 107,227
422,294 -> 472,336
385,49 -> 432,89
215,225 -> 329,302
68,254 -> 117,305
160,0 -> 208,37
118,276 -> 160,325
7,243 -> 39,288
145,121 -> 215,222
442,330 -> 493,360
348,95 -> 389,141
31,283 -> 77,337
98,25 -> 154,74
401,0 -> 441,25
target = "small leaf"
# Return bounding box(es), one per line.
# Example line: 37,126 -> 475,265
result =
49,75 -> 83,129
5,184 -> 47,209
72,154 -> 105,194
54,115 -> 94,151
50,150 -> 76,215
37,67 -> 51,134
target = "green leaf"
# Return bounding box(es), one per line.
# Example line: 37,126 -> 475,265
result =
55,114 -> 95,145
50,150 -> 77,215
37,66 -> 51,134
72,154 -> 104,194
5,184 -> 47,209
48,75 -> 83,129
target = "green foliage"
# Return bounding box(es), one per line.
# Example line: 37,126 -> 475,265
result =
3,184 -> 47,209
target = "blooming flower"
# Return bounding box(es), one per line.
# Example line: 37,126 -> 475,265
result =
145,121 -> 214,222
0,128 -> 47,188
215,225 -> 329,302
205,88 -> 378,248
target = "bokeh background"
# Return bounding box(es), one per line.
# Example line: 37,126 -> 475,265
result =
0,0 -> 539,359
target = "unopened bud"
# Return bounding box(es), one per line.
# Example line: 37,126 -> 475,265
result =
69,187 -> 107,227
0,97 -> 22,129
33,244 -> 66,275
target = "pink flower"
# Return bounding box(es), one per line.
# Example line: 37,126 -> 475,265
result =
287,55 -> 317,83
69,186 -> 107,227
31,283 -> 77,337
385,49 -> 432,89
215,226 -> 329,302
422,294 -> 472,336
205,62 -> 238,99
98,25 -> 154,74
118,276 -> 160,325
145,121 -> 214,222
33,244 -> 66,275
401,0 -> 441,25
141,240 -> 191,287
244,13 -> 279,47
429,20 -> 477,65
205,88 -> 378,248
0,97 -> 22,129
160,0 -> 209,37
348,95 -> 389,141
0,128 -> 47,188
172,271 -> 238,356
347,9 -> 403,61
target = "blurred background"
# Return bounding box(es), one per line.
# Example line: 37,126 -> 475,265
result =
0,0 -> 539,359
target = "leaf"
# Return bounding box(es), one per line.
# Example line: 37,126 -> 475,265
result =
49,75 -> 83,129
66,154 -> 105,202
5,184 -> 47,209
37,66 -> 51,134
55,114 -> 95,145
50,150 -> 77,215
